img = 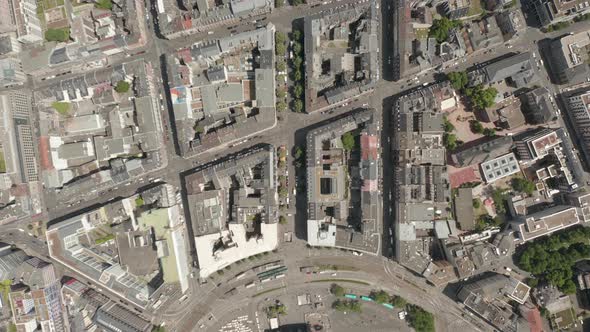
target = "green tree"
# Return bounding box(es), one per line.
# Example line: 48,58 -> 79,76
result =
277,86 -> 286,99
391,295 -> 407,308
332,299 -> 362,313
429,17 -> 462,43
370,290 -> 390,304
293,42 -> 302,55
483,128 -> 496,137
470,121 -> 484,134
443,116 -> 455,132
293,70 -> 302,82
45,28 -> 70,42
491,188 -> 507,214
275,32 -> 286,56
406,305 -> 435,332
466,85 -> 498,109
293,56 -> 303,69
447,71 -> 468,91
527,278 -> 539,288
472,199 -> 481,209
276,101 -> 287,112
114,80 -> 130,93
292,30 -> 302,42
276,60 -> 286,72
475,214 -> 502,231
266,304 -> 287,318
294,146 -> 304,160
516,226 -> 590,293
341,132 -> 355,151
95,0 -> 113,9
292,0 -> 304,5
511,177 -> 536,196
275,0 -> 284,6
294,84 -> 303,98
330,283 -> 345,297
444,133 -> 458,151
294,99 -> 304,113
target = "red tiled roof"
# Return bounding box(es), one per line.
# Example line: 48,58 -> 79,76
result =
525,308 -> 543,332
361,134 -> 378,160
449,166 -> 479,188
38,136 -> 53,170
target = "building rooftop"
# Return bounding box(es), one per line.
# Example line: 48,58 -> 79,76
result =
451,135 -> 513,167
517,205 -> 580,242
184,145 -> 279,277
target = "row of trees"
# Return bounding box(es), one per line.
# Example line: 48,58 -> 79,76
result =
291,29 -> 305,113
330,285 -> 433,331
332,299 -> 362,312
469,121 -> 496,137
275,32 -> 288,112
517,227 -> 590,293
443,116 -> 461,151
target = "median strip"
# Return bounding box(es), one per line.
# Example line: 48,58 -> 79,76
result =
307,279 -> 371,286
252,286 -> 286,298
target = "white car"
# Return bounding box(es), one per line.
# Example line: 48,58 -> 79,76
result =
352,251 -> 363,256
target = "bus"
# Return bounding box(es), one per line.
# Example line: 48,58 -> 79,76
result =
344,294 -> 357,299
382,303 -> 394,310
360,296 -> 374,302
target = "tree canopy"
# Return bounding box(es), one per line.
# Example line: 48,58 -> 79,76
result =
330,283 -> 345,297
294,99 -> 304,113
114,80 -> 130,93
447,71 -> 468,91
275,32 -> 286,56
341,132 -> 355,151
443,116 -> 455,133
483,128 -> 496,137
332,299 -> 362,313
370,290 -> 390,304
470,121 -> 484,134
429,18 -> 462,43
391,295 -> 407,308
511,177 -> 536,196
406,305 -> 435,332
443,133 -> 459,151
517,226 -> 590,293
465,85 -> 497,109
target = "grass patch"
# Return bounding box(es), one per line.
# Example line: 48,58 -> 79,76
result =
45,27 -> 70,42
308,279 -> 370,285
95,234 -> 115,245
252,286 -> 286,298
95,0 -> 112,10
0,151 -> 6,173
51,101 -> 70,115
135,196 -> 144,207
467,0 -> 483,16
0,280 -> 11,302
318,264 -> 360,272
